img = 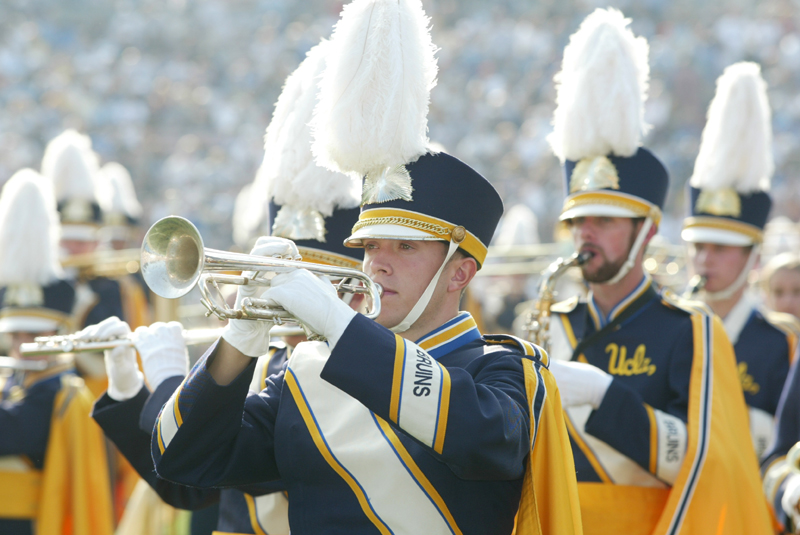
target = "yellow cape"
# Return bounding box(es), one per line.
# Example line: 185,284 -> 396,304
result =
37,374 -> 114,535
515,356 -> 584,535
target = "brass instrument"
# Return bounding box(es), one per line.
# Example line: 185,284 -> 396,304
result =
61,248 -> 141,279
140,216 -> 382,337
682,275 -> 707,298
787,442 -> 800,474
19,327 -> 225,357
521,251 -> 593,352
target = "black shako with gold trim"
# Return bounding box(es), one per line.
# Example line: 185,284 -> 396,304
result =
0,279 -> 75,333
344,152 -> 503,268
683,184 -> 771,244
561,147 -> 669,223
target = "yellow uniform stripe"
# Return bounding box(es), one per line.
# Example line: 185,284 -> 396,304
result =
418,318 -> 475,351
285,369 -> 392,535
563,412 -> 612,483
173,390 -> 183,426
244,493 -> 268,535
645,404 -> 658,474
390,335 -> 405,423
156,420 -> 165,454
374,417 -> 463,535
432,367 -> 451,454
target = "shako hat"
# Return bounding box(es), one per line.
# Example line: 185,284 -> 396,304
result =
0,169 -> 75,333
312,0 -> 504,269
312,0 -> 504,332
41,129 -> 102,241
681,62 -> 773,247
549,8 -> 668,225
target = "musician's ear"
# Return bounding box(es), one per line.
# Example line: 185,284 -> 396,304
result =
447,252 -> 477,294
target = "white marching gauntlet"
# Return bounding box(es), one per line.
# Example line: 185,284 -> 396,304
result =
263,269 -> 356,350
133,322 -> 189,390
549,359 -> 613,409
782,473 -> 800,529
222,236 -> 301,357
78,317 -> 143,401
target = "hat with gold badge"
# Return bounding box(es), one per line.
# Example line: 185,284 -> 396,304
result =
549,8 -> 668,284
311,0 -> 504,332
681,62 -> 773,248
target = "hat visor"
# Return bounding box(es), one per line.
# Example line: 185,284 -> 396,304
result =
0,315 -> 61,334
344,224 -> 444,247
681,227 -> 755,247
560,204 -> 640,221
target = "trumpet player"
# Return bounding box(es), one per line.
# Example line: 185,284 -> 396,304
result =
149,3 -> 581,534
542,9 -> 770,534
0,169 -> 113,535
681,63 -> 799,463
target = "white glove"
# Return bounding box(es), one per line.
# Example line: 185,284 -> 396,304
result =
262,269 -> 356,350
782,473 -> 800,529
221,236 -> 301,357
549,359 -> 613,409
132,322 -> 189,391
78,316 -> 143,402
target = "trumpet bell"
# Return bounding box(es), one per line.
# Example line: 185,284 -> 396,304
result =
142,216 -> 205,299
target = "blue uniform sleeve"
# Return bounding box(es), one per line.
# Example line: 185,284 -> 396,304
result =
0,377 -> 60,463
92,385 -> 221,509
151,341 -> 283,489
762,357 -> 800,527
584,317 -> 692,481
321,314 -> 531,480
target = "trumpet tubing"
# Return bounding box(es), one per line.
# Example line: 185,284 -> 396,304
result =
140,216 -> 381,335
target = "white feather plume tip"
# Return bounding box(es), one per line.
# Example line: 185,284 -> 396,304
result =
690,62 -> 773,193
41,129 -> 100,203
0,169 -> 62,285
263,40 -> 361,217
312,0 -> 438,177
97,162 -> 143,219
549,8 -> 650,162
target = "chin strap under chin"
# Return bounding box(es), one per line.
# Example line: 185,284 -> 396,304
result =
390,236 -> 463,334
601,216 -> 654,286
700,245 -> 760,302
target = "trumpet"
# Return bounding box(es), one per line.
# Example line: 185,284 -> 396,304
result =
61,248 -> 142,279
20,328 -> 226,357
140,216 -> 381,337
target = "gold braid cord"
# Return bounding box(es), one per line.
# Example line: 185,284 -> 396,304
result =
352,216 -> 451,237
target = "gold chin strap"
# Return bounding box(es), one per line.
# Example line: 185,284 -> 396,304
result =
390,227 -> 466,334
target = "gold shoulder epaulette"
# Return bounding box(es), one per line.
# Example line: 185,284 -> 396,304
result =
660,288 -> 713,316
484,334 -> 549,366
550,295 -> 580,314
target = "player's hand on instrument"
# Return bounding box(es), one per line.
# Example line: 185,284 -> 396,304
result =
782,473 -> 800,531
78,316 -> 144,402
263,269 -> 356,350
132,322 -> 189,391
549,359 -> 613,409
222,237 -> 300,357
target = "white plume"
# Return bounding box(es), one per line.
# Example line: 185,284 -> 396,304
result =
97,162 -> 143,219
494,204 -> 540,246
41,129 -> 100,203
690,62 -> 773,193
263,40 -> 361,216
548,8 -> 650,162
0,169 -> 63,285
312,0 -> 438,176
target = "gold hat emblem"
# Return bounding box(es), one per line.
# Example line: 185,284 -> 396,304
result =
569,156 -> 620,193
695,188 -> 741,218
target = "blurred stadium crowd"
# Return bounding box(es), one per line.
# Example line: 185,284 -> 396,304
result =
2,0 -> 800,248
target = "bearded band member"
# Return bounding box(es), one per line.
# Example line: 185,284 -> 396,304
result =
542,8 -> 771,534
